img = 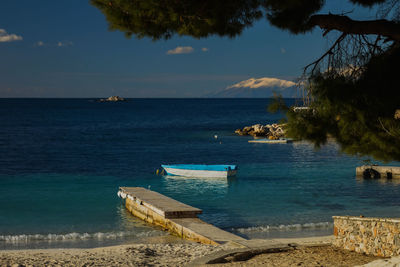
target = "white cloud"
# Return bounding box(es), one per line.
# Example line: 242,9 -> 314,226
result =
166,46 -> 194,55
201,47 -> 209,52
0,29 -> 23,43
227,77 -> 296,89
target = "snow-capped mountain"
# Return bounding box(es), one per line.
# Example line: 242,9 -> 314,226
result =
208,77 -> 297,98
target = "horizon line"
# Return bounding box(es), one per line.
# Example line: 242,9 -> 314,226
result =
0,96 -> 300,99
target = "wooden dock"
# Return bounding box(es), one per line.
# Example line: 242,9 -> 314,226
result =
248,139 -> 292,144
356,165 -> 400,179
118,187 -> 246,246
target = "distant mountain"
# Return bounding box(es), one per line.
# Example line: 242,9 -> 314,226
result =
208,77 -> 297,98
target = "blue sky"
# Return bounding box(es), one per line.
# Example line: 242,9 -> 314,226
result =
0,0 -> 372,97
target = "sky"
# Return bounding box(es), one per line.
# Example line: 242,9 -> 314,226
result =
0,0 -> 375,98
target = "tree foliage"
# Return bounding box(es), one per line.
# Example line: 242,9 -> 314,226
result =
91,0 -> 400,39
91,0 -> 400,161
286,44 -> 400,161
90,0 -> 263,39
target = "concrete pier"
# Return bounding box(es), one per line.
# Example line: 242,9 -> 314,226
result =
118,187 -> 246,246
356,165 -> 400,179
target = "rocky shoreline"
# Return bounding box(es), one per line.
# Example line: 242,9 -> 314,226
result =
235,123 -> 286,139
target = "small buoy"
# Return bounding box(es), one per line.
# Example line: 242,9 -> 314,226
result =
156,169 -> 159,175
219,141 -> 222,144
214,135 -> 218,139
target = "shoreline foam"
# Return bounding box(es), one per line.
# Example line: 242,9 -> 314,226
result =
0,221 -> 335,250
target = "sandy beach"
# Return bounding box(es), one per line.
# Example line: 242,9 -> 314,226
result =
0,235 -> 386,267
0,243 -> 222,267
202,245 -> 380,267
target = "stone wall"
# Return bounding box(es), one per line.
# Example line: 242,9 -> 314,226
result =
333,216 -> 400,257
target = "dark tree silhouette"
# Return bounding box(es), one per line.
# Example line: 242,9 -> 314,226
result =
91,0 -> 400,161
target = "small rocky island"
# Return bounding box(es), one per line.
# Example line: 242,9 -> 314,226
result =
235,123 -> 286,139
98,96 -> 126,102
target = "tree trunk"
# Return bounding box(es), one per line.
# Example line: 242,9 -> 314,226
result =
309,14 -> 400,41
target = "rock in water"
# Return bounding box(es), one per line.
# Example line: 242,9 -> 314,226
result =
235,123 -> 286,138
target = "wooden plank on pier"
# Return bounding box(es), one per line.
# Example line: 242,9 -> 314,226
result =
119,187 -> 202,219
171,218 -> 246,244
119,187 -> 246,245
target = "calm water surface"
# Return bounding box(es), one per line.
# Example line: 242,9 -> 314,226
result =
1,98 -> 399,249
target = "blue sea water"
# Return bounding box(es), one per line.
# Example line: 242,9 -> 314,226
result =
1,98 -> 400,249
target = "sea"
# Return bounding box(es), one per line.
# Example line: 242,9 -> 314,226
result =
1,98 -> 400,249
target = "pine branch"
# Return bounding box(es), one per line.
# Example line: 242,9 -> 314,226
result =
309,14 -> 400,41
304,33 -> 347,74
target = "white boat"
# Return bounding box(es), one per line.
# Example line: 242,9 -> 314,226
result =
248,138 -> 293,144
161,164 -> 237,178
